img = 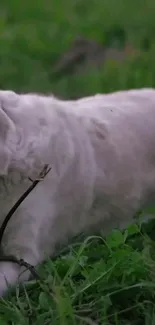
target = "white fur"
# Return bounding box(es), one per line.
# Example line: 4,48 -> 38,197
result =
0,88 -> 155,295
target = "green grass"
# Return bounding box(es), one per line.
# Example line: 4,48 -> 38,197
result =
0,0 -> 155,97
1,224 -> 155,324
1,0 -> 155,323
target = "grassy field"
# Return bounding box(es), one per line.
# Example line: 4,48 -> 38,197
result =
1,1 -> 155,324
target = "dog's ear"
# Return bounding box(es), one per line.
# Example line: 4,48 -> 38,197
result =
0,91 -> 19,122
0,107 -> 15,175
0,90 -> 18,175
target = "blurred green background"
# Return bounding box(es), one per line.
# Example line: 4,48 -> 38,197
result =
0,0 -> 155,98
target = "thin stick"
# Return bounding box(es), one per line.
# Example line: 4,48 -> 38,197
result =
0,164 -> 51,247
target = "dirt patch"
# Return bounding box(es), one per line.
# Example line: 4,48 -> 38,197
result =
53,36 -> 141,76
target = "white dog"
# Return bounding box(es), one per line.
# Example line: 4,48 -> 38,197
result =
0,88 -> 155,295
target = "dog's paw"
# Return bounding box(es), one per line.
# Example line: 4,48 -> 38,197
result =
0,262 -> 20,296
